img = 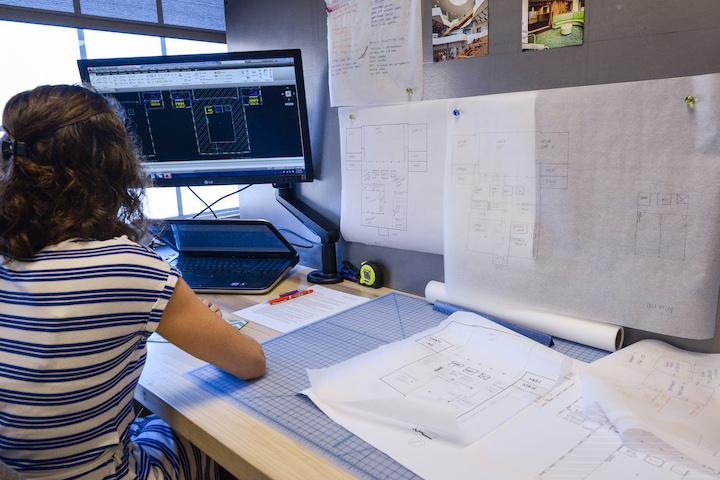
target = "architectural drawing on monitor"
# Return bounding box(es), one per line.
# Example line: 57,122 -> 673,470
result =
635,191 -> 688,261
192,87 -> 252,155
540,400 -> 714,480
378,320 -> 560,438
344,122 -> 429,236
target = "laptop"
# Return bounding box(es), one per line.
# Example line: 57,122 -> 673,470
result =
152,219 -> 299,294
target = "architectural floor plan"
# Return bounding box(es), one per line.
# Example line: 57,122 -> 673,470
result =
339,102 -> 446,254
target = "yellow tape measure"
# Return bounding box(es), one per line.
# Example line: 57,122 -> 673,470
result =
358,261 -> 383,288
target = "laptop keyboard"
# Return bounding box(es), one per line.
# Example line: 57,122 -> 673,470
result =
176,257 -> 289,274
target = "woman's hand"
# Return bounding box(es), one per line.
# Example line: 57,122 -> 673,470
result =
200,299 -> 223,319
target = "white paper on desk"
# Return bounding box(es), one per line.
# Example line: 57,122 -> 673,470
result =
339,100 -> 447,254
233,286 -> 368,333
307,311 -> 573,445
307,367 -> 716,480
326,0 -> 422,107
444,74 -> 720,338
582,339 -> 720,473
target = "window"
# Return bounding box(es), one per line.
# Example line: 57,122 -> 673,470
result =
0,19 -> 235,219
0,0 -> 225,41
0,1 -> 73,11
79,0 -> 158,23
165,37 -> 226,56
0,20 -> 80,109
83,29 -> 162,59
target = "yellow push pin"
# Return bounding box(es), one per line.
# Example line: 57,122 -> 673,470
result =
349,113 -> 357,120
406,87 -> 415,101
685,95 -> 697,109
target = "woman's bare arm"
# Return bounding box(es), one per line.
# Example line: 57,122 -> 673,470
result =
157,278 -> 266,379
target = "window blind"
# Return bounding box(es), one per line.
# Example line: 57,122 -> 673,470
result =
0,0 -> 225,42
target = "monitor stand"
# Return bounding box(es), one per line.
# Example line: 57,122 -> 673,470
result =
275,184 -> 343,284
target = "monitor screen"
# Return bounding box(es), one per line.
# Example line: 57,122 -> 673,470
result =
78,49 -> 313,186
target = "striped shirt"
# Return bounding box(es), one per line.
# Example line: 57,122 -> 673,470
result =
0,237 -> 217,479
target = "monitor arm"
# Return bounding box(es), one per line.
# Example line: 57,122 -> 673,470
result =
274,183 -> 343,284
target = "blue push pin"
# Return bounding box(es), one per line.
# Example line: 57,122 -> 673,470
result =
452,108 -> 461,118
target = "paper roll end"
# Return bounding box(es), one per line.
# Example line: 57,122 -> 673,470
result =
615,327 -> 625,351
424,281 -> 446,304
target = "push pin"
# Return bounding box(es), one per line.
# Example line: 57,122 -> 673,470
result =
452,108 -> 461,118
685,95 -> 697,109
349,113 -> 357,120
406,87 -> 415,100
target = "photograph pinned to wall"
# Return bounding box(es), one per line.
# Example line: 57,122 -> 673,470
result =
522,0 -> 585,52
431,0 -> 489,62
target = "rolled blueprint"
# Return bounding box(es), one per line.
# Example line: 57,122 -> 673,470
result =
425,281 -> 624,352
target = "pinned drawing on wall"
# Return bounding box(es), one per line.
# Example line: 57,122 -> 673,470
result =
431,0 -> 489,62
326,0 -> 423,106
522,0 -> 585,52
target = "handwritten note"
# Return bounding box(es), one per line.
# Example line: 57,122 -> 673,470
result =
326,0 -> 422,106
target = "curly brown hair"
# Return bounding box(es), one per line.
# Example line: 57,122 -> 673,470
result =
0,84 -> 148,260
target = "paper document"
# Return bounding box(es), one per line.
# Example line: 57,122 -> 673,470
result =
339,101 -> 447,254
233,286 -> 368,333
307,369 -> 715,480
443,74 -> 720,338
307,311 -> 573,445
582,340 -> 720,473
326,0 -> 422,106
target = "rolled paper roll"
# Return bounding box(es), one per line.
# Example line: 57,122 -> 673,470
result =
425,280 -> 624,352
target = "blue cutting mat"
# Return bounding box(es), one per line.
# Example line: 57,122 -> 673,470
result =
188,292 -> 608,479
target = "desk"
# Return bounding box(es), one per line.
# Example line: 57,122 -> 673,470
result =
136,266 -> 392,480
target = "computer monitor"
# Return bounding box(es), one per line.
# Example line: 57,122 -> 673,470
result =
78,49 -> 313,187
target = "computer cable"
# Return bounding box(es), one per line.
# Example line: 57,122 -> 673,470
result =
186,186 -> 218,218
191,184 -> 253,219
340,261 -> 359,282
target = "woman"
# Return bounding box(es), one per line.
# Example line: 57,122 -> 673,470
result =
0,85 -> 266,479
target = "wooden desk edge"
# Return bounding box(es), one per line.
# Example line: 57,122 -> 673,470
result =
135,380 -> 355,480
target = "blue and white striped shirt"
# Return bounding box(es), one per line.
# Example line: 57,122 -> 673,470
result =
0,237 -> 216,479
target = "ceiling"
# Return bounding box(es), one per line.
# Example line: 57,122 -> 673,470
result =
434,0 -> 475,21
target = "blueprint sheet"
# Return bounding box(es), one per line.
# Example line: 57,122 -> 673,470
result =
583,340 -> 720,473
339,101 -> 447,254
307,312 -> 573,446
308,368 -> 717,480
444,74 -> 720,338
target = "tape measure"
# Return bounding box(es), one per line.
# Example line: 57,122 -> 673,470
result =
358,261 -> 383,288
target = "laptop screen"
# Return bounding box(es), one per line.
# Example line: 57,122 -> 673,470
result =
169,222 -> 292,253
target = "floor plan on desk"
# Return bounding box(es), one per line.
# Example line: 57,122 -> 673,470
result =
376,319 -> 565,442
307,312 -> 572,445
305,311 -> 718,480
308,367 -> 718,480
539,398 -> 716,480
